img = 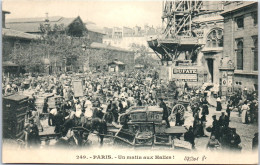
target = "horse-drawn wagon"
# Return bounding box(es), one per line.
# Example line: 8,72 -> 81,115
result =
114,106 -> 189,149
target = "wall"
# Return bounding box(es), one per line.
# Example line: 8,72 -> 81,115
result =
87,31 -> 103,43
222,3 -> 258,90
87,48 -> 135,71
2,37 -> 31,61
192,10 -> 224,85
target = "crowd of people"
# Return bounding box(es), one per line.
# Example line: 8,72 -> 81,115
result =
183,88 -> 258,152
2,70 -> 258,151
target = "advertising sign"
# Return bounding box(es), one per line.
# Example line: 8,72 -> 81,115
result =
173,68 -> 198,82
228,76 -> 233,86
73,80 -> 84,97
222,79 -> 227,86
222,71 -> 227,78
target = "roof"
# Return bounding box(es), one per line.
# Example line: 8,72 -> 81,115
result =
3,94 -> 29,101
90,42 -> 133,53
2,28 -> 39,40
86,24 -> 105,35
2,10 -> 10,14
6,16 -> 80,33
220,2 -> 257,16
108,60 -> 126,65
2,61 -> 19,67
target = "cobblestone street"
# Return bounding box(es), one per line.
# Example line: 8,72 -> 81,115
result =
38,101 -> 258,152
194,105 -> 258,152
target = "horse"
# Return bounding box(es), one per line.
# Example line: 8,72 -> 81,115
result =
56,108 -> 108,147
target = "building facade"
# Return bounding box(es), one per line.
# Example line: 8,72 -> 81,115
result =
195,1 -> 224,86
89,42 -> 135,71
2,11 -> 39,74
221,1 -> 258,91
153,1 -> 225,87
103,25 -> 161,65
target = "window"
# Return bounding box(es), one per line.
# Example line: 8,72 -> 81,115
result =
206,28 -> 223,47
236,40 -> 243,70
253,36 -> 258,70
236,16 -> 244,29
252,12 -> 258,26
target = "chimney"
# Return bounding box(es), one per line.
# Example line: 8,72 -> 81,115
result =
45,12 -> 49,23
2,11 -> 10,28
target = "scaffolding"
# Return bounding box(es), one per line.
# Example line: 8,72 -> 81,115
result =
148,1 -> 223,64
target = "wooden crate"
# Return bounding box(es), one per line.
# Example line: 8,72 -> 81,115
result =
154,123 -> 167,134
114,128 -> 135,146
130,111 -> 147,122
154,134 -> 172,146
147,106 -> 163,123
128,122 -> 154,134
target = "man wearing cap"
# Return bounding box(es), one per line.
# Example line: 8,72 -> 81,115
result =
24,119 -> 40,148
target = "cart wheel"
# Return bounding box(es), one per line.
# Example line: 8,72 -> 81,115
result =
169,104 -> 186,122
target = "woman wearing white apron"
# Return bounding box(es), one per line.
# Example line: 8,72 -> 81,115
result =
84,105 -> 93,119
75,103 -> 82,118
241,101 -> 249,124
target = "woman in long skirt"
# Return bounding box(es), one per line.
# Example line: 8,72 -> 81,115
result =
241,101 -> 250,124
216,97 -> 222,111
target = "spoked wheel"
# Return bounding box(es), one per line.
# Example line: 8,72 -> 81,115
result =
169,104 -> 185,122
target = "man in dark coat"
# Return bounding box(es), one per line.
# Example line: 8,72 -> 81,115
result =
219,112 -> 229,127
25,119 -> 40,148
54,109 -> 65,135
159,98 -> 170,128
175,109 -> 181,126
252,132 -> 258,151
97,120 -> 107,146
212,115 -> 220,140
184,126 -> 195,149
226,101 -> 232,119
228,128 -> 241,151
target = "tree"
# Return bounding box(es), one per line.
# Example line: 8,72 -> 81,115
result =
8,22 -> 112,73
8,23 -> 89,73
129,43 -> 157,69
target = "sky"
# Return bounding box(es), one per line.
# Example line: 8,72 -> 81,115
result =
2,0 -> 163,28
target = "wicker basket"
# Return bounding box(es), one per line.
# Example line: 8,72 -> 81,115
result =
134,132 -> 153,146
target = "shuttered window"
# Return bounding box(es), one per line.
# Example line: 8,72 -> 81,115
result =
236,40 -> 243,70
